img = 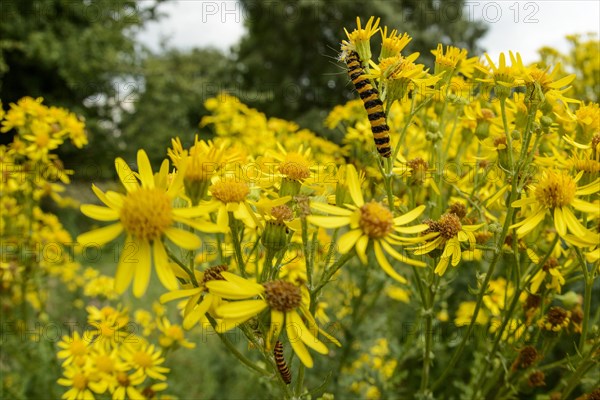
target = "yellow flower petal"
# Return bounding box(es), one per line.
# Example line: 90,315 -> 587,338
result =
575,179 -> 600,195
310,202 -> 354,216
183,295 -> 213,330
184,292 -> 203,317
515,209 -> 546,237
288,310 -> 328,354
374,241 -> 407,283
114,237 -> 136,294
461,224 -> 484,232
307,215 -> 351,229
137,150 -> 155,189
133,239 -> 151,298
412,236 -> 443,255
530,270 -> 545,294
355,235 -> 369,264
267,310 -> 284,349
511,196 -> 537,208
91,184 -> 122,209
115,157 -> 139,193
449,239 -> 461,266
394,224 -> 429,234
153,240 -> 178,291
434,256 -> 450,276
381,240 -> 426,267
80,204 -> 119,221
346,164 -> 364,207
159,288 -> 203,304
526,248 -> 540,264
571,198 -> 600,214
217,206 -> 229,228
394,205 -> 426,226
337,229 -> 362,254
561,207 -> 588,237
299,306 -> 341,347
486,184 -> 509,207
105,191 -> 124,207
172,203 -> 219,218
166,168 -> 184,198
221,272 -> 265,293
206,275 -> 263,299
217,299 -> 267,319
286,318 -> 313,368
553,207 -> 567,236
164,227 -> 201,250
77,223 -> 123,246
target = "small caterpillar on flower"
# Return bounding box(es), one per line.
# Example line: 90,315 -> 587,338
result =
273,341 -> 292,384
343,50 -> 392,158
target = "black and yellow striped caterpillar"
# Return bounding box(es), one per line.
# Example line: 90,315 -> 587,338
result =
273,341 -> 292,384
344,50 -> 392,158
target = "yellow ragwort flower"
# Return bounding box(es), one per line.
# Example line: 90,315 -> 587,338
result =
207,273 -> 340,368
510,170 -> 599,246
411,212 -> 483,276
342,16 -> 381,63
308,165 -> 429,283
77,149 -> 222,297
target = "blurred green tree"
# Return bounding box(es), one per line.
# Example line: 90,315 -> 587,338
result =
118,47 -> 236,165
0,0 -> 164,167
234,0 -> 488,129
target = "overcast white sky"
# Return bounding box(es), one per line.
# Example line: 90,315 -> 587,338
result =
137,0 -> 599,63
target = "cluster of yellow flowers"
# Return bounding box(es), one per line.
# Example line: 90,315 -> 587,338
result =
1,97 -> 87,159
75,16 -> 598,397
201,93 -> 343,163
344,338 -> 398,399
0,97 -> 87,312
57,304 -> 187,400
3,15 -> 597,400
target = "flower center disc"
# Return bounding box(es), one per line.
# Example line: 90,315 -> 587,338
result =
263,280 -> 302,312
279,153 -> 311,181
359,201 -> 394,239
72,372 -> 88,390
438,213 -> 462,239
120,188 -> 173,241
132,351 -> 153,368
535,172 -> 576,208
210,181 -> 249,203
547,307 -> 569,327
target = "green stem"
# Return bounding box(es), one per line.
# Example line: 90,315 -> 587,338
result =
499,98 -> 514,169
322,229 -> 339,274
301,217 -> 313,286
442,106 -> 461,157
229,216 -> 247,277
560,343 -> 599,399
294,363 -> 305,397
574,248 -> 592,351
392,95 -> 430,162
385,157 -> 395,212
261,247 -> 275,284
206,316 -> 270,377
420,294 -> 434,395
333,261 -> 372,392
312,252 -> 353,296
518,104 -> 539,163
432,175 -> 520,392
166,247 -> 199,287
475,236 -> 558,399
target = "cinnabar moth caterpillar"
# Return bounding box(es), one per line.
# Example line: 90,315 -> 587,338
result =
344,50 -> 392,158
273,341 -> 292,384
